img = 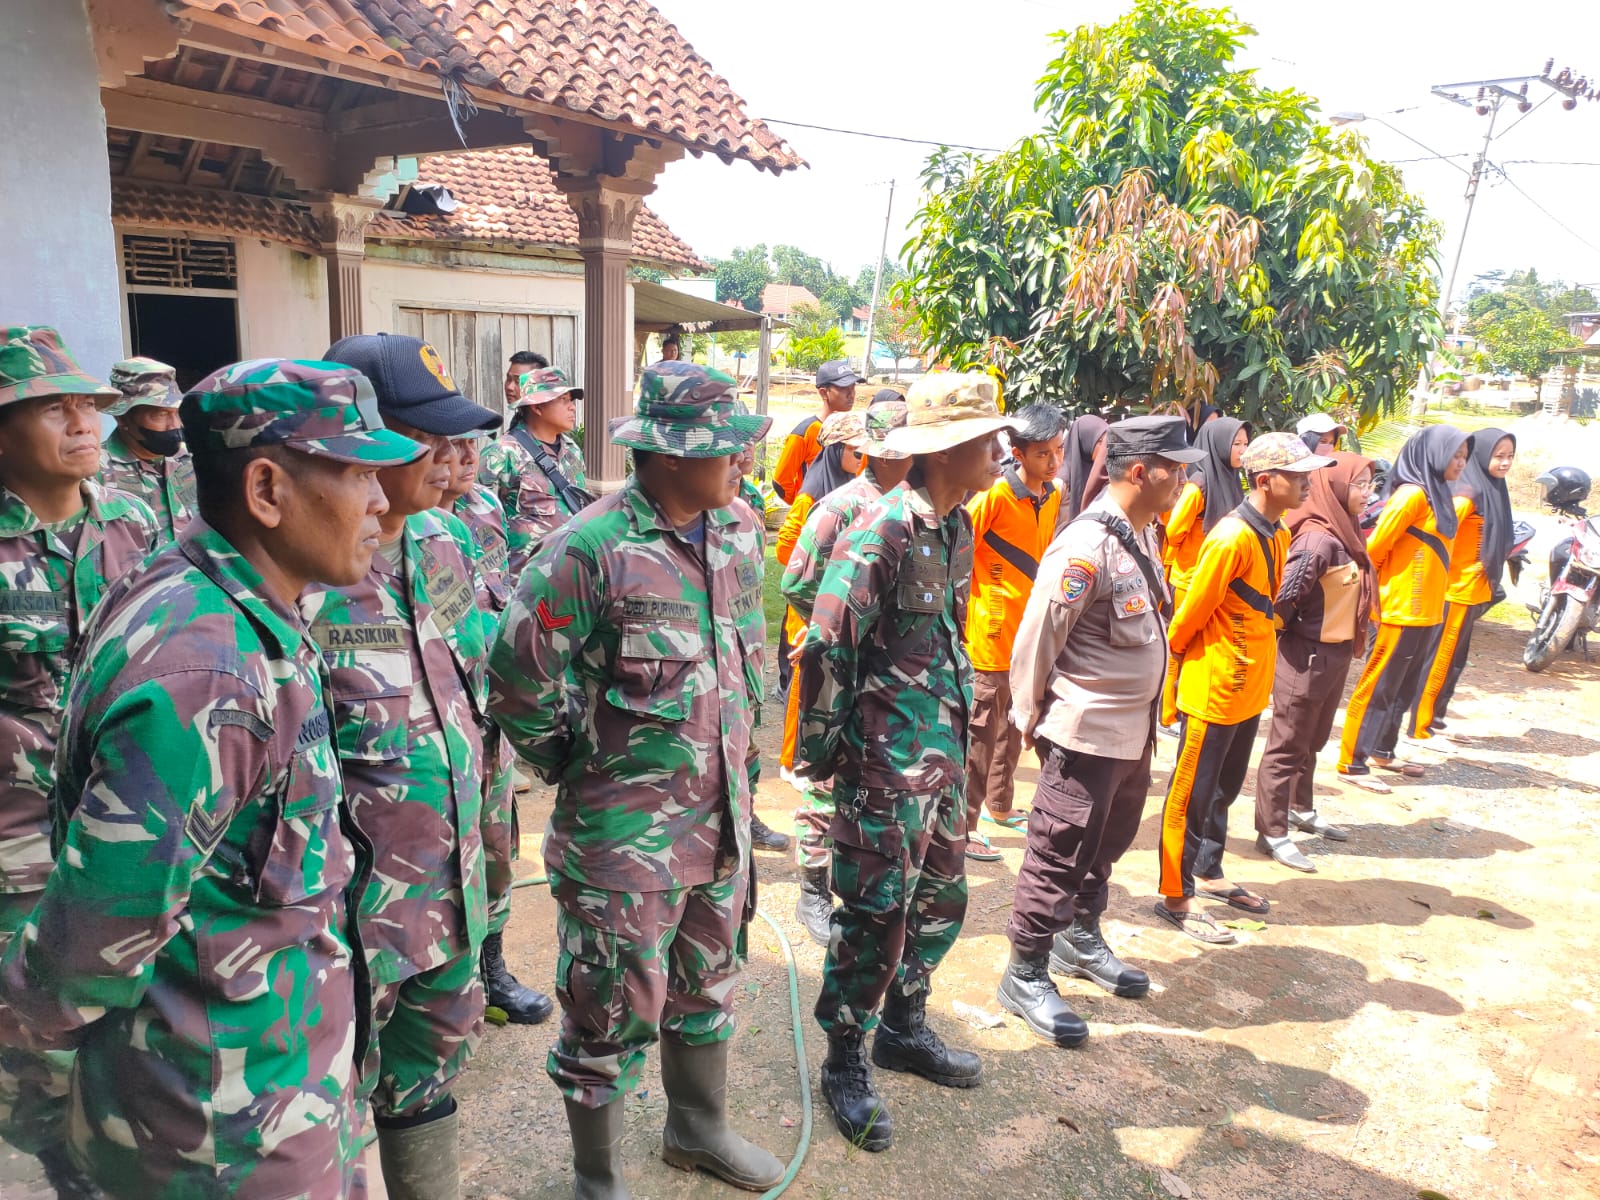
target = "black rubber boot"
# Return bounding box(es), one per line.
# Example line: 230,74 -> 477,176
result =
375,1100 -> 461,1200
997,950 -> 1090,1047
563,1096 -> 630,1199
35,1144 -> 105,1200
795,865 -> 834,947
749,815 -> 791,853
871,987 -> 982,1087
482,931 -> 554,1024
820,1030 -> 893,1151
659,1036 -> 785,1191
1050,915 -> 1151,998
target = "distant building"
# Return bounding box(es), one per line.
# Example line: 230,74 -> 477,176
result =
761,282 -> 820,320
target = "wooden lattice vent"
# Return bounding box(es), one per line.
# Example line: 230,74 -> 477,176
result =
123,235 -> 237,290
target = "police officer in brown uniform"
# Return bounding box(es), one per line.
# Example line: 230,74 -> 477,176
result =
999,416 -> 1201,1045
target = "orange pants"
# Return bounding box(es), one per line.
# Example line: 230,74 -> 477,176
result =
1159,585 -> 1187,727
1410,601 -> 1485,739
780,607 -> 805,769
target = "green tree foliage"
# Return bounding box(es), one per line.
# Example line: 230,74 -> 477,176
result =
900,0 -> 1443,426
712,244 -> 772,312
856,259 -> 908,305
785,302 -> 835,344
1467,294 -> 1574,380
873,296 -> 922,381
782,324 -> 848,373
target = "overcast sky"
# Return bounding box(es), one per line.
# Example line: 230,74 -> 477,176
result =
645,0 -> 1600,306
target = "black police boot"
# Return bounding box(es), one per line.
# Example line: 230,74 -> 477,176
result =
820,1030 -> 893,1151
871,987 -> 982,1087
997,950 -> 1089,1047
749,815 -> 791,853
794,865 -> 834,947
35,1144 -> 105,1200
1050,914 -> 1151,998
481,931 -> 554,1024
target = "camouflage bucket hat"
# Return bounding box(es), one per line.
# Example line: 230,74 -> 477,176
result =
181,358 -> 427,467
818,410 -> 868,450
863,398 -> 910,460
105,356 -> 182,415
515,366 -> 583,407
610,362 -> 772,458
886,371 -> 1015,456
0,325 -> 119,409
1240,430 -> 1335,475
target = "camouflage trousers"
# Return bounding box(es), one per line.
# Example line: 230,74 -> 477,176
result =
482,732 -> 520,936
549,868 -> 747,1109
360,947 -> 485,1122
0,890 -> 71,1156
815,782 -> 968,1036
792,778 -> 835,870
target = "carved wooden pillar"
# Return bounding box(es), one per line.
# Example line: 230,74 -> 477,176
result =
556,176 -> 648,489
309,195 -> 382,345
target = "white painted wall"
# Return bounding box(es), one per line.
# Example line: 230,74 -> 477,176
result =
236,239 -> 330,359
0,0 -> 123,374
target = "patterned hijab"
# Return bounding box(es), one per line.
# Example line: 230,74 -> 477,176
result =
1390,425 -> 1473,539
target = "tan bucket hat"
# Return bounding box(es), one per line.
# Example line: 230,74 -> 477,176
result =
884,371 -> 1015,456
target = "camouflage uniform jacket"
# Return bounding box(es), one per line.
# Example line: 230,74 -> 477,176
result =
779,470 -> 888,622
0,520 -> 365,1199
795,483 -> 975,794
478,428 -> 588,576
99,428 -> 197,543
453,484 -> 514,615
0,480 -> 156,894
300,509 -> 488,984
489,478 -> 765,892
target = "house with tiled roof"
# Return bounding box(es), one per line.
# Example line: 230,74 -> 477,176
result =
761,283 -> 822,320
4,0 -> 800,483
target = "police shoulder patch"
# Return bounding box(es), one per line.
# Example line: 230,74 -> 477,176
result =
1060,557 -> 1097,605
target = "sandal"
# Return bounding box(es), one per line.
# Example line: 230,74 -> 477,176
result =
1153,902 -> 1237,945
1338,766 -> 1392,794
1371,756 -> 1425,778
982,808 -> 1030,831
1197,883 -> 1271,915
965,833 -> 1003,862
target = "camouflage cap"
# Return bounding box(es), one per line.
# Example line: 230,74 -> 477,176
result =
0,325 -> 119,409
105,356 -> 181,415
863,397 -> 910,460
1240,430 -> 1335,476
610,362 -> 772,458
818,410 -> 868,450
885,371 -> 1015,456
515,366 -> 584,407
180,358 -> 427,467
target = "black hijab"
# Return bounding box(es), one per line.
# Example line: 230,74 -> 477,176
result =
1192,417 -> 1249,531
1187,403 -> 1221,445
1453,427 -> 1515,583
798,441 -> 855,503
1390,425 -> 1473,539
1063,414 -> 1107,522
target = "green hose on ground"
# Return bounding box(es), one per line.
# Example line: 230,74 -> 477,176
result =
508,873 -> 814,1199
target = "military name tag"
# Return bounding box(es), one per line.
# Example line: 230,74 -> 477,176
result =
296,707 -> 332,749
0,589 -> 68,617
314,622 -> 406,651
622,596 -> 700,623
424,561 -> 475,630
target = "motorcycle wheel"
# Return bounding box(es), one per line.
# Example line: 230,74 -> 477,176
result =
1524,592 -> 1586,672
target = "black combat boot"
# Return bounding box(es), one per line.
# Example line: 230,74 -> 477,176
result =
35,1144 -> 105,1200
1050,914 -> 1151,998
794,865 -> 833,947
749,815 -> 791,853
997,950 -> 1089,1047
481,931 -> 554,1024
871,987 -> 982,1087
820,1030 -> 893,1151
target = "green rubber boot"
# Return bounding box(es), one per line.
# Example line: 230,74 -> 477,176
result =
563,1096 -> 630,1199
375,1102 -> 460,1200
659,1036 -> 784,1191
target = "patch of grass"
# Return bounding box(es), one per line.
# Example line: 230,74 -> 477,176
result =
762,542 -> 786,648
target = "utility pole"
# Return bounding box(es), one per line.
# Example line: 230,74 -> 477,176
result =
861,179 -> 895,380
1438,100 -> 1500,337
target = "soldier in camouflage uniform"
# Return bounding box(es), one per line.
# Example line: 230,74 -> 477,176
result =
439,430 -> 553,1026
98,356 -> 196,543
0,326 -> 158,1197
779,394 -> 910,945
305,333 -> 500,1200
795,372 -> 1014,1152
490,362 -> 785,1198
478,366 -> 592,576
0,355 -> 423,1198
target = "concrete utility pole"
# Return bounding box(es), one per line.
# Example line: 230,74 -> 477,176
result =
861,179 -> 895,380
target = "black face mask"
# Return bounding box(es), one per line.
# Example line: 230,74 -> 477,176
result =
132,425 -> 184,458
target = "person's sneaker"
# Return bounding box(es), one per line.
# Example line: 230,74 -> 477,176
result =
965,833 -> 1003,862
1255,833 -> 1316,873
749,815 -> 791,853
1401,732 -> 1458,756
1289,809 -> 1349,842
778,765 -> 804,790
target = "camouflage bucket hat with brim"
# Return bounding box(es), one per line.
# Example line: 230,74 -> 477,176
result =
105,356 -> 182,416
182,358 -> 427,467
515,365 -> 584,407
1240,430 -> 1336,475
0,325 -> 120,409
818,410 -> 868,450
610,362 -> 772,458
863,398 -> 910,459
884,371 -> 1015,456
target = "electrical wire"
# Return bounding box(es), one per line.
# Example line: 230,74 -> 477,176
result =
1488,163 -> 1600,256
760,117 -> 1003,154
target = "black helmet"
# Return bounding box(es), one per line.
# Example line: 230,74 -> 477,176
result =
1536,466 -> 1591,509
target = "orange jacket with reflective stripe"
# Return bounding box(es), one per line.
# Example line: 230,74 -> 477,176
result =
1369,485 -> 1454,626
1169,503 -> 1289,724
772,416 -> 822,503
1162,481 -> 1206,595
1444,496 -> 1491,605
963,467 -> 1061,674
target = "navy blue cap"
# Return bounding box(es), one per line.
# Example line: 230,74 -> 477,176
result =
324,333 -> 499,436
816,360 -> 866,389
1105,415 -> 1206,464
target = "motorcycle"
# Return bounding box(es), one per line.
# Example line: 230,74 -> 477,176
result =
1524,466 -> 1600,672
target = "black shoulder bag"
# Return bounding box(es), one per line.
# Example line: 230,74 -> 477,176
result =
511,427 -> 596,514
